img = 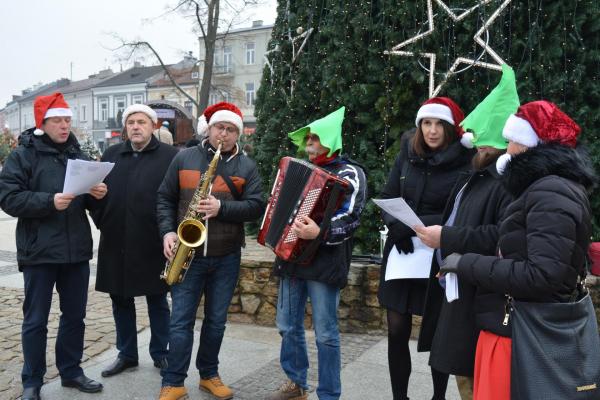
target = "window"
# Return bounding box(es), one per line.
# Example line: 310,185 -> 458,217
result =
245,82 -> 255,106
209,92 -> 219,105
223,91 -> 232,103
245,42 -> 255,65
132,94 -> 143,104
184,101 -> 193,114
191,71 -> 199,79
99,98 -> 108,121
81,105 -> 86,121
115,96 -> 126,115
223,46 -> 232,73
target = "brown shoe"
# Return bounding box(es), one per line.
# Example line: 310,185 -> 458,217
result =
267,380 -> 308,400
199,375 -> 233,399
158,386 -> 189,400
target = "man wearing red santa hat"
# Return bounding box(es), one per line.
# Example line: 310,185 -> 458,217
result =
156,102 -> 264,400
0,93 -> 107,399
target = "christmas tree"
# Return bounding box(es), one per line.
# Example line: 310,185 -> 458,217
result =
255,0 -> 600,253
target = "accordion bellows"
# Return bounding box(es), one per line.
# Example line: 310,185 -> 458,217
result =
258,157 -> 349,263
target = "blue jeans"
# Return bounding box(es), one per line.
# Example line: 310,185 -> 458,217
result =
276,276 -> 341,400
161,251 -> 240,386
110,293 -> 170,362
21,262 -> 89,389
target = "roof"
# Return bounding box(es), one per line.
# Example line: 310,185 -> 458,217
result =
201,23 -> 274,39
61,72 -> 115,94
147,65 -> 199,88
17,79 -> 71,103
93,65 -> 166,88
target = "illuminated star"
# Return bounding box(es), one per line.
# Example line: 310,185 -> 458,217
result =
386,0 -> 513,97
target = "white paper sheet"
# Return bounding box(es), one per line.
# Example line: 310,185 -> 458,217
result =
384,237 -> 434,280
62,159 -> 114,196
372,197 -> 424,232
445,272 -> 459,302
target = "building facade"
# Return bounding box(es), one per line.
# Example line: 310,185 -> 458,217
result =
91,64 -> 164,150
199,20 -> 273,133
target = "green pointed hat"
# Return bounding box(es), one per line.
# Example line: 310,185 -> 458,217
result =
460,64 -> 520,149
288,106 -> 345,157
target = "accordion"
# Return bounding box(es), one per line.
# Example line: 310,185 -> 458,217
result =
258,157 -> 349,263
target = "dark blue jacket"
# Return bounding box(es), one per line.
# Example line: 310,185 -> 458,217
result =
0,129 -> 94,268
273,156 -> 367,288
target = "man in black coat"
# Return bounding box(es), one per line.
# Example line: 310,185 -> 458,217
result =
0,93 -> 107,400
92,104 -> 178,378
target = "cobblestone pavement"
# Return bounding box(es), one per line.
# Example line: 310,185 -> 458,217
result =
0,278 -> 149,400
230,333 -> 383,399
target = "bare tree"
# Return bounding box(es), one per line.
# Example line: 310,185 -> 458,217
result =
110,0 -> 261,116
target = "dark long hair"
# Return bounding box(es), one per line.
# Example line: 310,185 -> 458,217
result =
412,120 -> 457,157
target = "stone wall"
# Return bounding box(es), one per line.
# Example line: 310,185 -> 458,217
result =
196,241 -> 389,333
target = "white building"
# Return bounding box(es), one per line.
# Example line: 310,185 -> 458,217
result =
91,63 -> 164,149
199,20 -> 273,133
61,69 -> 114,138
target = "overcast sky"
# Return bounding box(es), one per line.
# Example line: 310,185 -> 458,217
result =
0,0 -> 277,107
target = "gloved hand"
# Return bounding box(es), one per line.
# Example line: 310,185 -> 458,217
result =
439,253 -> 462,274
395,237 -> 415,255
387,222 -> 415,244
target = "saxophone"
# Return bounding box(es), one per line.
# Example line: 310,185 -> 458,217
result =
160,140 -> 222,285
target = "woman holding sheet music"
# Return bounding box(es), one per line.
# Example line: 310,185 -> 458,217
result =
377,97 -> 473,400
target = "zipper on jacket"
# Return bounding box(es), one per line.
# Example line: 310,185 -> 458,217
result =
502,295 -> 512,326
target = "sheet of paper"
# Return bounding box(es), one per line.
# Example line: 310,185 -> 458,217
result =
384,237 -> 434,280
372,197 -> 424,232
445,272 -> 459,302
63,159 -> 114,196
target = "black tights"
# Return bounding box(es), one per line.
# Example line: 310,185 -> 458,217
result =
387,309 -> 449,400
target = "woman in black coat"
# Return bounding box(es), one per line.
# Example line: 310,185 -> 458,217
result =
416,146 -> 511,394
440,101 -> 596,400
378,97 -> 474,400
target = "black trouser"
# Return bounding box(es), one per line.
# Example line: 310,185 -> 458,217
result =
110,293 -> 170,363
21,262 -> 89,388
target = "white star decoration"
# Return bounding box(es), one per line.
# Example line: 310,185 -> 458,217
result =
386,0 -> 513,97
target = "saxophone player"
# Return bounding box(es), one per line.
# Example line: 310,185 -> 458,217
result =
156,102 -> 264,400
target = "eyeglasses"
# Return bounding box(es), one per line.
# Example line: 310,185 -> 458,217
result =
213,123 -> 238,135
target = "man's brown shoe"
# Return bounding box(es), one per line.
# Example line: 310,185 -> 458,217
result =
199,375 -> 233,399
158,386 -> 189,400
267,380 -> 308,400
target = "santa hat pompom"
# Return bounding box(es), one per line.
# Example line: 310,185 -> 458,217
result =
197,114 -> 209,136
496,153 -> 512,175
460,131 -> 474,148
33,128 -> 45,136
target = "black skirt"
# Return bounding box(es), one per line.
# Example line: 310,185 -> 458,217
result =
378,278 -> 428,316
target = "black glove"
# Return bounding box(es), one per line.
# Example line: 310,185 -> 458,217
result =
439,253 -> 462,274
387,222 -> 415,244
395,237 -> 415,255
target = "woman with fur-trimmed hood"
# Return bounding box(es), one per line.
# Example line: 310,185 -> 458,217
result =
438,100 -> 597,400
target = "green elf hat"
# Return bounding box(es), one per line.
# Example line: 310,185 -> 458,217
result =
460,64 -> 520,149
287,106 -> 345,157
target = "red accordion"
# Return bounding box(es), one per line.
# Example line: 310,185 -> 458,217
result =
258,157 -> 349,263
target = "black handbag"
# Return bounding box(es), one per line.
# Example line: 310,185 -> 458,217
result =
509,290 -> 600,399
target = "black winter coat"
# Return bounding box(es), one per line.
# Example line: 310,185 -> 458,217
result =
457,143 -> 596,337
378,132 -> 474,314
417,162 -> 512,376
92,137 -> 178,297
273,156 -> 367,288
157,141 -> 264,257
0,129 -> 94,268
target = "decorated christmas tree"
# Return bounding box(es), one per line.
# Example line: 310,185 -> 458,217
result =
255,0 -> 600,252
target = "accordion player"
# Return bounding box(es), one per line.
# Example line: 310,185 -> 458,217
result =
258,156 -> 349,264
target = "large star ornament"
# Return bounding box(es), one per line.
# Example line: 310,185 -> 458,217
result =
386,0 -> 513,97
